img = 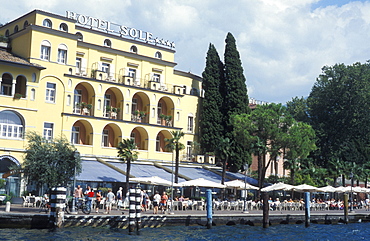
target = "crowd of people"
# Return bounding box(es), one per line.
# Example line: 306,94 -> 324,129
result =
72,185 -> 172,214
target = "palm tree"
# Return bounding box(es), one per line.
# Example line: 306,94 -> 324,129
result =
117,138 -> 138,194
165,131 -> 185,183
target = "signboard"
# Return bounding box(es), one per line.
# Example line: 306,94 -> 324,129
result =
66,11 -> 175,49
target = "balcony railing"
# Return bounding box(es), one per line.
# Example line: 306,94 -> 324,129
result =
72,67 -> 200,96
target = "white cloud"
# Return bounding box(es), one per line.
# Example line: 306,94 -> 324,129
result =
1,0 -> 370,103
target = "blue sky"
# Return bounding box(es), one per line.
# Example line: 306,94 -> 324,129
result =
1,0 -> 370,104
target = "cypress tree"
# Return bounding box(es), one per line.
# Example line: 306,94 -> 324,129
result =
223,32 -> 250,171
200,44 -> 225,154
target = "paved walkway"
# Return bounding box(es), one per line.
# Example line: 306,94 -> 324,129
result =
2,203 -> 370,217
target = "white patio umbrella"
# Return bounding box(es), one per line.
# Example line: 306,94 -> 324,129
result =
332,186 -> 346,193
318,185 -> 337,193
224,180 -> 259,190
342,186 -> 367,193
130,176 -> 180,186
261,182 -> 295,192
293,184 -> 322,192
178,178 -> 226,188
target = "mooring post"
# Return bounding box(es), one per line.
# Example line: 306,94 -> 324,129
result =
128,188 -> 136,235
304,192 -> 310,227
206,189 -> 212,229
344,193 -> 349,224
262,192 -> 269,228
5,201 -> 10,212
135,186 -> 141,235
50,187 -> 66,228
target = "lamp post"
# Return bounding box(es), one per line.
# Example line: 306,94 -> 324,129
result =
349,172 -> 353,212
71,150 -> 80,214
243,163 -> 249,213
350,172 -> 354,213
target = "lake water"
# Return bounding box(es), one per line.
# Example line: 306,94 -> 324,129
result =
0,222 -> 369,240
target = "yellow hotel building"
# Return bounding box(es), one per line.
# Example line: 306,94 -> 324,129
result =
0,10 -> 213,196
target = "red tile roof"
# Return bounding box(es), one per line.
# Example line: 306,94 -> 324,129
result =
0,49 -> 45,69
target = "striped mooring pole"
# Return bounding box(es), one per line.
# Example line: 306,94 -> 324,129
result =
135,186 -> 142,235
128,188 -> 136,234
50,187 -> 66,228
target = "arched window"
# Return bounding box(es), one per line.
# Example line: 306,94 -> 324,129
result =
156,135 -> 161,151
0,110 -> 24,139
187,114 -> 194,132
59,23 -> 68,32
23,21 -> 29,29
14,25 -> 19,33
57,44 -> 68,64
5,29 -> 9,37
130,45 -> 138,54
42,19 -> 52,28
40,40 -> 51,61
104,39 -> 111,47
155,51 -> 162,59
71,126 -> 80,144
76,32 -> 83,41
0,73 -> 12,96
32,73 -> 37,82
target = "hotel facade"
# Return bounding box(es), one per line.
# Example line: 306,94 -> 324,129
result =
0,10 -> 210,195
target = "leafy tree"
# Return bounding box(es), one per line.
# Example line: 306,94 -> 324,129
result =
117,139 -> 138,194
165,131 -> 185,183
223,32 -> 250,171
22,132 -> 81,190
308,62 -> 370,170
200,43 -> 225,154
232,103 -> 317,193
286,96 -> 310,123
283,121 -> 317,185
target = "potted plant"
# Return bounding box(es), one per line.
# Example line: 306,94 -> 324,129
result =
80,102 -> 87,108
106,105 -> 112,113
14,93 -> 23,99
86,104 -> 93,110
139,111 -> 146,118
165,115 -> 172,126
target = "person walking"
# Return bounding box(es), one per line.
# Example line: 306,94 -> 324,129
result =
74,185 -> 83,206
153,191 -> 161,214
85,186 -> 94,210
95,190 -> 102,213
160,192 -> 168,214
105,189 -> 115,214
116,187 -> 123,210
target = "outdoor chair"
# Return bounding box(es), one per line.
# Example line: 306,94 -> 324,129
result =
22,196 -> 30,207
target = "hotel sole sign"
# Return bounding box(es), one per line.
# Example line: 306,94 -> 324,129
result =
66,11 -> 175,49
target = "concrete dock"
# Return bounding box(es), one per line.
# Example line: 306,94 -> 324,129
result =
1,204 -> 370,229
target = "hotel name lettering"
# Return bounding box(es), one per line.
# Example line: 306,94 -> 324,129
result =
66,11 -> 175,49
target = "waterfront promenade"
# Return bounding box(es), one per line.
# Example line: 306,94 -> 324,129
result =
2,203 -> 370,229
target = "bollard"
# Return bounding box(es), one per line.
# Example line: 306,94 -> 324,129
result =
5,201 -> 10,212
206,189 -> 212,229
344,194 -> 349,224
304,192 -> 310,227
135,187 -> 142,235
50,187 -> 67,228
128,188 -> 136,235
262,192 -> 269,228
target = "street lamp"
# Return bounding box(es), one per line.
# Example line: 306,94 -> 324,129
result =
243,163 -> 249,213
71,150 -> 80,214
